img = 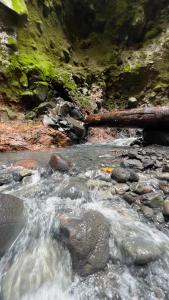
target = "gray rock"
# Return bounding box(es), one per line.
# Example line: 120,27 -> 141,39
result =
123,236 -> 162,265
162,199 -> 169,217
111,167 -> 130,183
111,167 -> 139,183
123,192 -> 137,204
131,182 -> 154,195
140,192 -> 164,208
141,205 -> 154,218
121,159 -> 143,170
48,154 -> 71,172
59,210 -> 110,276
157,173 -> 169,181
0,172 -> 13,186
115,184 -> 129,195
0,194 -> 25,256
159,181 -> 169,194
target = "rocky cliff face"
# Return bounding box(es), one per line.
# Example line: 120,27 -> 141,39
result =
0,0 -> 169,118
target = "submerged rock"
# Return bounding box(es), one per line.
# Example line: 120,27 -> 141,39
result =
123,236 -> 162,265
59,210 -> 110,276
0,193 -> 25,256
48,154 -> 71,173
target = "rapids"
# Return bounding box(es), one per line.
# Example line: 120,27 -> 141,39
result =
0,141 -> 169,300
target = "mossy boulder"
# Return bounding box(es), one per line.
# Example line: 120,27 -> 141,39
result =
0,0 -> 28,16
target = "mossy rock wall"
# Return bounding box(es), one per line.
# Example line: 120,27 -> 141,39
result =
0,0 -> 169,109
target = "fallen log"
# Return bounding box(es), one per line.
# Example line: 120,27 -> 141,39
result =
85,107 -> 169,130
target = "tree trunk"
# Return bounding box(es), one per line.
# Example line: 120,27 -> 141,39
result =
85,107 -> 169,130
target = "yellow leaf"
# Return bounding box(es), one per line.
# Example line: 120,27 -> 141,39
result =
100,167 -> 113,173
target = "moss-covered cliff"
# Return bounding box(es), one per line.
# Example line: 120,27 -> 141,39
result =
0,0 -> 169,115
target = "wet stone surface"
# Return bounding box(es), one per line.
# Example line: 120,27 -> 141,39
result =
0,144 -> 169,299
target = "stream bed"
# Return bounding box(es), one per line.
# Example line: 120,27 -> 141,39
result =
0,141 -> 169,300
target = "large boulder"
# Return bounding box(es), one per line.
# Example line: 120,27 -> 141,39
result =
0,193 -> 25,256
59,210 -> 110,276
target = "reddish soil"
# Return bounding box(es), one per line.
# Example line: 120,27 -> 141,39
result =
0,121 -> 71,152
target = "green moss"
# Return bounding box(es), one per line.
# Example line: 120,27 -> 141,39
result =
12,0 -> 28,16
7,36 -> 18,51
123,63 -> 142,73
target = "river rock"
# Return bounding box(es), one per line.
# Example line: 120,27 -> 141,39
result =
15,159 -> 38,169
121,159 -> 143,170
0,171 -> 13,186
115,183 -> 129,195
59,210 -> 110,276
159,181 -> 169,194
48,154 -> 71,172
141,205 -> 154,218
111,167 -> 139,183
123,236 -> 162,265
0,194 -> 25,256
162,199 -> 169,218
140,192 -> 164,208
130,182 -> 154,195
123,192 -> 137,204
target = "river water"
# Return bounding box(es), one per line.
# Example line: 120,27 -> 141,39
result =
0,141 -> 169,300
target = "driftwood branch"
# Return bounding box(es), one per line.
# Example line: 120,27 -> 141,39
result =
85,107 -> 169,130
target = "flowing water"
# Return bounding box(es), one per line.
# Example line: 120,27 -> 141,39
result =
0,142 -> 169,300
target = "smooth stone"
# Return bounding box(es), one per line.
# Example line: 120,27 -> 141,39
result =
115,184 -> 129,195
130,182 -> 154,195
15,159 -> 38,169
140,192 -> 164,208
121,159 -> 143,170
111,168 -> 139,183
59,210 -> 110,276
123,192 -> 137,204
141,205 -> 154,218
123,237 -> 162,265
0,193 -> 25,256
159,181 -> 169,194
162,199 -> 169,217
157,173 -> 169,181
48,154 -> 71,172
111,168 -> 130,183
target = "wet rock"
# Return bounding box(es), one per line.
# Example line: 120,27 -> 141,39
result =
59,210 -> 110,276
121,159 -> 143,170
157,173 -> 169,181
162,199 -> 169,219
65,117 -> 86,140
115,184 -> 129,195
123,192 -> 137,204
123,236 -> 162,265
48,154 -> 71,173
141,205 -> 154,219
111,168 -> 130,183
58,178 -> 89,200
140,192 -> 164,208
131,182 -> 154,195
162,164 -> 169,173
159,181 -> 169,194
143,159 -> 154,170
0,194 -> 25,256
0,172 -> 13,186
15,159 -> 38,169
111,167 -> 139,183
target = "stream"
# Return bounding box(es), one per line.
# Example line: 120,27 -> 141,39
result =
0,140 -> 169,300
